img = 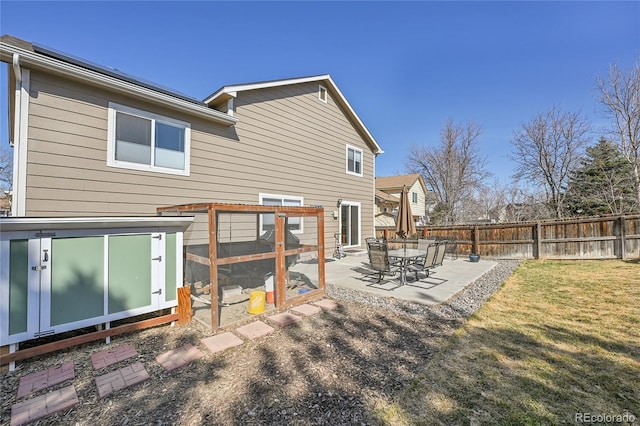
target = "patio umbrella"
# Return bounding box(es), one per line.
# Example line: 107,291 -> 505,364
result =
395,185 -> 416,254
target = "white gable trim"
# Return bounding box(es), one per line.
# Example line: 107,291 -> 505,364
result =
204,75 -> 332,103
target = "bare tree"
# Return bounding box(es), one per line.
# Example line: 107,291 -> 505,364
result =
510,107 -> 591,218
502,180 -> 553,222
595,59 -> 640,207
472,180 -> 507,222
407,119 -> 489,224
0,145 -> 12,191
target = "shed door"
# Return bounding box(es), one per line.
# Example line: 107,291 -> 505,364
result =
35,233 -> 163,339
1,230 -> 177,346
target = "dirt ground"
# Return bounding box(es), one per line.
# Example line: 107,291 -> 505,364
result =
0,296 -> 466,425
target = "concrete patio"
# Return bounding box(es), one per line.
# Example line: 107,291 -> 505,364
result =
323,253 -> 498,305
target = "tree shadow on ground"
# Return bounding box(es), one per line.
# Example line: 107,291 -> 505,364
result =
390,323 -> 640,425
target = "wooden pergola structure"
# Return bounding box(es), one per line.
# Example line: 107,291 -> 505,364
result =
157,203 -> 325,330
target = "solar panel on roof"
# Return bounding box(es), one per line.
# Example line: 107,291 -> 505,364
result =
31,42 -> 204,105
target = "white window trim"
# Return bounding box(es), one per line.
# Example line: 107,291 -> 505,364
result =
318,84 -> 328,103
345,145 -> 363,177
107,102 -> 191,176
259,193 -> 304,234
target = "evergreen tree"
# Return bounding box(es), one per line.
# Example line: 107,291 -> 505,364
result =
566,138 -> 637,216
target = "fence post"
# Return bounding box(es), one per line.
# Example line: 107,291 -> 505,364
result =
472,226 -> 479,255
619,216 -> 627,260
535,222 -> 542,259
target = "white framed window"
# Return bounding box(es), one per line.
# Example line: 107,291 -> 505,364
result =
107,103 -> 191,176
412,192 -> 418,203
346,145 -> 363,177
318,84 -> 327,103
259,193 -> 304,234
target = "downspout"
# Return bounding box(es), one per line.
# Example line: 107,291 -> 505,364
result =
12,53 -> 22,85
11,53 -> 28,216
11,53 -> 22,147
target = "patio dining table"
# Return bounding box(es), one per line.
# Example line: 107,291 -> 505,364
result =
388,248 -> 427,286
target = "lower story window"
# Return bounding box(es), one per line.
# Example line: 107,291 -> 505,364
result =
259,194 -> 303,234
108,103 -> 191,175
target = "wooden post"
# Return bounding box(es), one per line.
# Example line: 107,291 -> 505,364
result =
177,286 -> 192,325
209,207 -> 219,331
535,222 -> 542,259
620,215 -> 627,260
275,211 -> 286,307
317,211 -> 326,294
472,226 -> 479,255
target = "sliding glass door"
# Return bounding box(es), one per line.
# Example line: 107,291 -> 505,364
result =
340,202 -> 360,247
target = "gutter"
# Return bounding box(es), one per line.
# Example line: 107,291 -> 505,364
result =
0,42 -> 238,126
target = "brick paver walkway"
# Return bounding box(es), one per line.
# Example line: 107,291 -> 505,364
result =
201,332 -> 244,354
235,320 -> 275,340
16,361 -> 75,398
11,385 -> 78,426
95,361 -> 149,398
156,343 -> 203,371
291,303 -> 322,316
91,343 -> 138,370
267,312 -> 302,326
8,298 -> 341,424
313,298 -> 339,311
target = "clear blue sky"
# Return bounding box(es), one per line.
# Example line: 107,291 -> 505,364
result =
1,1 -> 638,184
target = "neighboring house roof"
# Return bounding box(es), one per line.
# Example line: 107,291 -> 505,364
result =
205,75 -> 383,155
0,35 -> 238,126
375,189 -> 399,204
375,212 -> 396,227
376,173 -> 427,194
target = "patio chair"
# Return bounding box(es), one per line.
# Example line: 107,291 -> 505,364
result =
432,240 -> 448,267
365,237 -> 379,249
367,241 -> 401,282
408,242 -> 438,280
417,239 -> 436,251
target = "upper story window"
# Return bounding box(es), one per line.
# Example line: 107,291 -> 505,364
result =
412,192 -> 418,203
107,103 -> 191,176
318,85 -> 328,103
259,193 -> 304,234
346,145 -> 363,177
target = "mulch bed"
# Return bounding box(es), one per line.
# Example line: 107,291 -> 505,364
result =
0,299 -> 460,425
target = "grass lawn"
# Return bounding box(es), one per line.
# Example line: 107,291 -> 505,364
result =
378,260 -> 640,425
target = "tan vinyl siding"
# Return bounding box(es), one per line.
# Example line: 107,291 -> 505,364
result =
23,72 -> 375,247
232,82 -> 374,247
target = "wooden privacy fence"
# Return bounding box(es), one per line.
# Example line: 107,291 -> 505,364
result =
376,214 -> 640,260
